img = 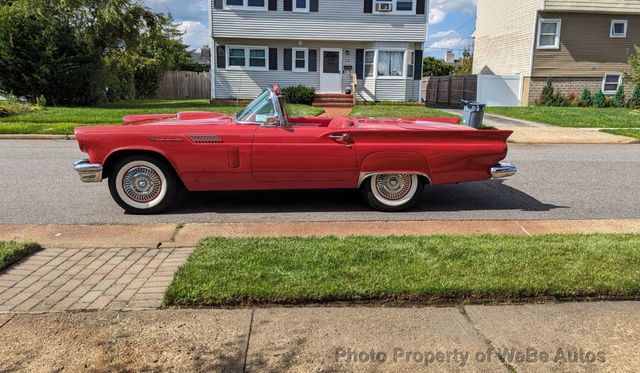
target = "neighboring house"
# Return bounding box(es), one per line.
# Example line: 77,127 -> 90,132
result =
473,0 -> 639,106
209,0 -> 428,101
190,47 -> 212,67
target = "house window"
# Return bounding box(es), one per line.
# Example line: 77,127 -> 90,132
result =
226,46 -> 269,70
293,48 -> 308,72
374,0 -> 416,14
610,20 -> 628,38
364,50 -> 375,77
407,50 -> 415,78
378,51 -> 405,78
225,0 -> 267,10
537,19 -> 561,49
603,74 -> 622,94
294,0 -> 309,12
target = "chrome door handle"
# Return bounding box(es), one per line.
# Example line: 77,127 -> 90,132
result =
329,133 -> 351,141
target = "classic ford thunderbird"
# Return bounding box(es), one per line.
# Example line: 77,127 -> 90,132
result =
74,85 -> 516,214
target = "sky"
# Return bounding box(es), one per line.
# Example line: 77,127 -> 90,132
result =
143,0 -> 476,59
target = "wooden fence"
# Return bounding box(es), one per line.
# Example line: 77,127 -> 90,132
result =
156,71 -> 211,100
422,75 -> 477,107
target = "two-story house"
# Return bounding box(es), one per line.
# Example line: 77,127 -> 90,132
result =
473,0 -> 639,106
209,0 -> 428,102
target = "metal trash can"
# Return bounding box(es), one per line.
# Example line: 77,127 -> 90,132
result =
461,100 -> 486,129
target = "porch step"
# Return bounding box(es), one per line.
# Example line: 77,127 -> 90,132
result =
313,93 -> 354,108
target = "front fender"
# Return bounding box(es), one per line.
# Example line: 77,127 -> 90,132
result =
359,151 -> 431,186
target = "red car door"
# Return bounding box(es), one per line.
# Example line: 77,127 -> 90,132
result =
252,125 -> 357,183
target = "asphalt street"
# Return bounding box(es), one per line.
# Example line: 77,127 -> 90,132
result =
0,140 -> 638,224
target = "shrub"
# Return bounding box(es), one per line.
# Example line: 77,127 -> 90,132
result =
580,88 -> 592,107
0,95 -> 33,118
539,80 -> 555,106
593,90 -> 607,108
280,85 -> 316,105
612,84 -> 626,107
631,85 -> 640,109
553,91 -> 569,107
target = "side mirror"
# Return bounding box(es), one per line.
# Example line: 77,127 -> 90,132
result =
264,117 -> 282,127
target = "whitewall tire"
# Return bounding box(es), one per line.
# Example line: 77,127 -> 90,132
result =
108,155 -> 177,215
362,174 -> 424,212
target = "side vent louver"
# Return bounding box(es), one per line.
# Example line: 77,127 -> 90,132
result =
188,134 -> 223,144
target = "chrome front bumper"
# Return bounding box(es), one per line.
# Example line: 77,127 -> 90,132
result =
490,163 -> 517,179
74,159 -> 103,183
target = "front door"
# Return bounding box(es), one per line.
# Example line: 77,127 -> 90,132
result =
252,125 -> 356,183
320,48 -> 342,93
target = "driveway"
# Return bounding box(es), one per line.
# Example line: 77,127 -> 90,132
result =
0,140 -> 639,224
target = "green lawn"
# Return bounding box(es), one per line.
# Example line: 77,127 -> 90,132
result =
350,104 -> 459,119
486,107 -> 640,128
0,242 -> 40,271
165,234 -> 640,306
0,99 -> 324,135
601,129 -> 640,140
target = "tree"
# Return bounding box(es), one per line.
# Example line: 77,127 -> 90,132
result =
422,56 -> 454,76
593,90 -> 607,108
627,46 -> 640,86
630,85 -> 640,109
0,0 -> 195,104
454,49 -> 473,75
539,80 -> 555,106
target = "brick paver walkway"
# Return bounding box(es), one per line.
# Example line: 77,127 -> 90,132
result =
0,247 -> 193,313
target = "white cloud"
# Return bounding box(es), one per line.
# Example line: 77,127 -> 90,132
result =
428,37 -> 469,50
177,21 -> 209,49
429,0 -> 476,25
430,29 -> 458,39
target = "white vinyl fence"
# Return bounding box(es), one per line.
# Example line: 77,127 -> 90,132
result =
476,74 -> 523,106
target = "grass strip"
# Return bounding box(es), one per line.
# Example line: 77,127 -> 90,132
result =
165,234 -> 640,306
486,107 -> 640,128
350,104 -> 459,119
0,242 -> 41,271
601,129 -> 640,140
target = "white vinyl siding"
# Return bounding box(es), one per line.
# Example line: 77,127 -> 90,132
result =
544,0 -> 640,13
212,0 -> 427,42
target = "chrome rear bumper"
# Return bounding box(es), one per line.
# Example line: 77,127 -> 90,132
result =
74,159 -> 103,183
490,163 -> 517,179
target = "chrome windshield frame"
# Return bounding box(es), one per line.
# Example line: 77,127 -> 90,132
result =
233,86 -> 287,127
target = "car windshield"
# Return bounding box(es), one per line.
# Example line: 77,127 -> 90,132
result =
235,90 -> 278,124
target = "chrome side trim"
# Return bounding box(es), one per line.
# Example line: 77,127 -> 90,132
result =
74,159 -> 103,183
358,172 -> 432,187
490,163 -> 517,179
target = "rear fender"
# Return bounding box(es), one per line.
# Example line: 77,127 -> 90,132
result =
359,151 -> 431,186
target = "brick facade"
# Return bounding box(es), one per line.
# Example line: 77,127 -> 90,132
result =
527,77 -> 634,106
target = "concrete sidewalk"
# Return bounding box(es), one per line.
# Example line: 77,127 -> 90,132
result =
441,108 -> 639,144
1,220 -> 639,249
0,302 -> 638,371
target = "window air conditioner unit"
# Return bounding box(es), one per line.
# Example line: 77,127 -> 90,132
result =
376,3 -> 392,12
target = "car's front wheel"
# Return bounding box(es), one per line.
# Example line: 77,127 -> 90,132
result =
108,155 -> 177,215
361,173 -> 424,212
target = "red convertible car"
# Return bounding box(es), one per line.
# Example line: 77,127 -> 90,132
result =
74,86 -> 516,214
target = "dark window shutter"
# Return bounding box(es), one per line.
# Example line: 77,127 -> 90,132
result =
355,49 -> 364,79
414,50 -> 423,80
284,0 -> 292,11
416,0 -> 425,15
310,0 -> 319,12
308,50 -> 317,72
269,48 -> 278,70
364,0 -> 373,13
269,0 -> 277,11
216,45 -> 226,69
214,0 -> 223,9
284,48 -> 292,71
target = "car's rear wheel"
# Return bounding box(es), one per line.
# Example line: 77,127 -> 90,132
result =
108,155 -> 177,215
362,173 -> 424,212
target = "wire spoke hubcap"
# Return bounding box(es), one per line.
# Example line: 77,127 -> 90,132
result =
122,166 -> 163,203
375,174 -> 413,200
